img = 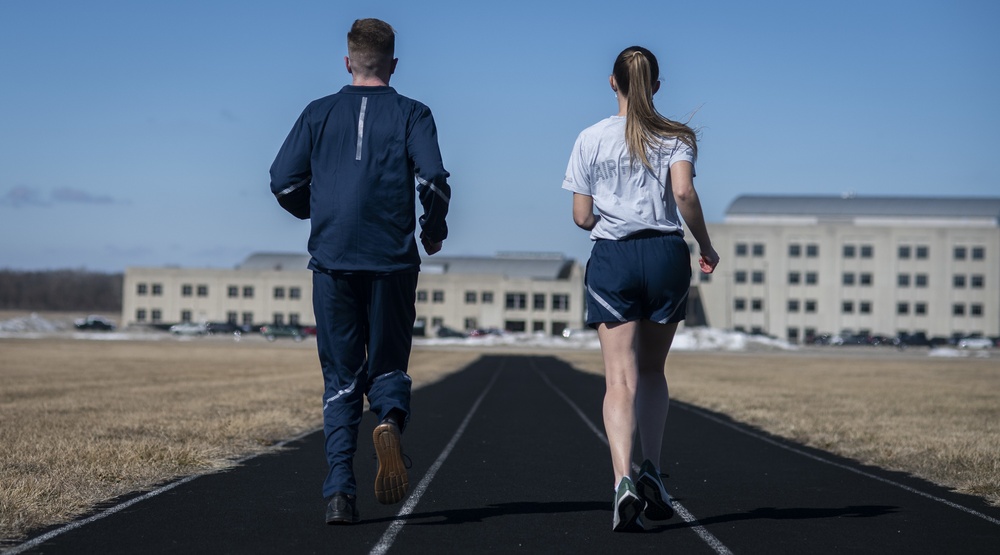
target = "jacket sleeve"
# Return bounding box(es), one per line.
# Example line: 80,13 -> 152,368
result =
408,104 -> 450,243
269,109 -> 313,220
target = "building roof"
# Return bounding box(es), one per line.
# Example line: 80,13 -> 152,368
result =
421,253 -> 576,280
725,195 -> 1000,223
236,252 -> 577,279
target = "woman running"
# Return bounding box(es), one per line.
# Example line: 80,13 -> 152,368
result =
562,45 -> 720,532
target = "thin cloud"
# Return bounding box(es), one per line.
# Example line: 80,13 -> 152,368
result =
1,186 -> 126,208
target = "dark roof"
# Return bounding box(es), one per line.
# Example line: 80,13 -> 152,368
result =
236,252 -> 577,279
725,195 -> 1000,222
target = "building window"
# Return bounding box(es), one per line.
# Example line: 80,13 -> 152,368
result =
432,290 -> 445,303
971,275 -> 984,288
806,244 -> 819,257
842,301 -> 854,314
896,302 -> 909,315
505,293 -> 526,309
552,322 -> 568,337
970,304 -> 983,317
505,320 -> 526,332
735,270 -> 747,284
752,243 -> 765,257
843,245 -> 856,258
954,246 -> 967,260
752,271 -> 765,284
897,274 -> 910,287
751,298 -> 763,312
700,272 -> 712,283
952,304 -> 965,317
274,287 -> 285,299
181,284 -> 193,297
137,283 -> 148,295
805,300 -> 817,313
289,313 -> 300,326
953,275 -> 966,288
482,291 -> 494,304
859,301 -> 872,314
243,286 -> 254,299
289,287 -> 301,299
417,290 -> 428,303
806,272 -> 818,286
532,321 -> 546,333
787,328 -> 800,342
916,245 -> 929,259
788,244 -> 801,257
226,311 -> 237,324
152,284 -> 163,296
842,273 -> 855,286
151,309 -> 162,323
273,313 -> 284,325
859,273 -> 872,286
788,272 -> 801,285
465,291 -> 477,304
552,294 -> 570,311
431,317 -> 444,328
735,243 -> 748,256
914,303 -> 927,316
464,318 -> 477,330
241,312 -> 253,326
971,246 -> 985,260
787,299 -> 800,313
860,245 -> 873,258
197,285 -> 208,297
734,298 -> 746,312
181,310 -> 192,322
898,245 -> 911,259
228,286 -> 239,298
915,274 -> 928,288
533,293 -> 546,310
136,309 -> 147,322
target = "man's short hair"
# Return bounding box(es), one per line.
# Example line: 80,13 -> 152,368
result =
347,19 -> 395,76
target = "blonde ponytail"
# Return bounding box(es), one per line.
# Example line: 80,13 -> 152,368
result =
613,47 -> 697,172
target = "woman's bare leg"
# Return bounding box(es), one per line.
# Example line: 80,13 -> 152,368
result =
635,321 -> 677,466
598,321 -> 640,487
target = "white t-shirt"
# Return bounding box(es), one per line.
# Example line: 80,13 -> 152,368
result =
562,115 -> 695,241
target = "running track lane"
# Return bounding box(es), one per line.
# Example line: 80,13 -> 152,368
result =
8,355 -> 1000,554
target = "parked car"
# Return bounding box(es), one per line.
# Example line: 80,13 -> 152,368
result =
435,326 -> 467,338
260,324 -> 305,341
74,315 -> 116,331
893,332 -> 930,348
205,322 -> 243,337
957,336 -> 993,350
169,322 -> 208,336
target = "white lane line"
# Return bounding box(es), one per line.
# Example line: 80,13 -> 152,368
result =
370,367 -> 502,555
533,362 -> 734,555
3,427 -> 321,555
676,403 -> 1000,527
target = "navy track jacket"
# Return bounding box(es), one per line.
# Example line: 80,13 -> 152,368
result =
270,85 -> 451,273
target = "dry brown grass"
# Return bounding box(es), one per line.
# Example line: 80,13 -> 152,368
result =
556,349 -> 1000,508
1,334 -> 998,545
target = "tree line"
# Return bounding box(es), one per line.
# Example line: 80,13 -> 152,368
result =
0,270 -> 123,311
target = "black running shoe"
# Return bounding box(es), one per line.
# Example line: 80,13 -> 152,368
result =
636,459 -> 674,521
612,476 -> 644,532
326,492 -> 360,524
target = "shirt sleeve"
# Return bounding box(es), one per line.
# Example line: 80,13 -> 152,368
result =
561,132 -> 592,195
408,103 -> 450,243
667,140 -> 696,177
269,108 -> 314,219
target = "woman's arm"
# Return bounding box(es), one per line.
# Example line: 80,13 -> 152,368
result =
572,193 -> 600,230
670,161 -> 720,273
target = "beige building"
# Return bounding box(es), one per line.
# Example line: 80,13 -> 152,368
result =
122,252 -> 585,335
691,195 -> 1000,342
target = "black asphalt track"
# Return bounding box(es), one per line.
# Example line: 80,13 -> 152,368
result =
11,355 -> 1000,554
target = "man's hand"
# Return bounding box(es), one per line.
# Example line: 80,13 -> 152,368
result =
421,234 -> 443,255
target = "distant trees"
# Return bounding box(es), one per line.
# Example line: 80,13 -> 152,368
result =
0,270 -> 122,311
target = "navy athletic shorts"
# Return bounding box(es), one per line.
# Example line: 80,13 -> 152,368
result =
585,230 -> 691,328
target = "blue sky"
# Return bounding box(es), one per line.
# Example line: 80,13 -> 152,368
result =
1,0 -> 997,272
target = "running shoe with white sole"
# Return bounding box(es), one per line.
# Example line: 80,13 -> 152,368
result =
373,421 -> 409,504
612,476 -> 645,532
636,459 -> 674,521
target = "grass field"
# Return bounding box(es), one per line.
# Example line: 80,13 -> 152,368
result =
1,334 -> 998,545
